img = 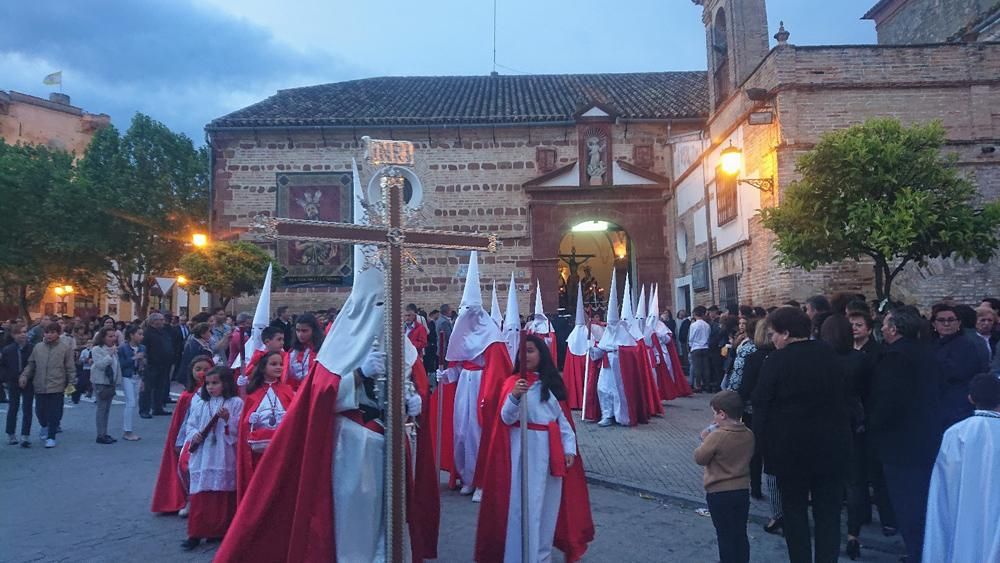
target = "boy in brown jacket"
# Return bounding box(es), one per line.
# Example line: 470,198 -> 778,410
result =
19,322 -> 75,448
694,390 -> 755,563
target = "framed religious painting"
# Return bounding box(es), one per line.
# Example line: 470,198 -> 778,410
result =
275,171 -> 355,286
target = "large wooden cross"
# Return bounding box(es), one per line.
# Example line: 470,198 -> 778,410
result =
253,137 -> 497,562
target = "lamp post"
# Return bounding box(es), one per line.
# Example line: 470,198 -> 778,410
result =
191,233 -> 208,248
720,143 -> 774,193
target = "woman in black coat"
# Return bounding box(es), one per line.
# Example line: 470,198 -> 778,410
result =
752,306 -> 851,563
176,322 -> 212,391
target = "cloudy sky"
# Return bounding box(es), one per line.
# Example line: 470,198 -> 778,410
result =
1,0 -> 876,144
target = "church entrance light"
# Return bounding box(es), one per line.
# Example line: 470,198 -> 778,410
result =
571,220 -> 609,232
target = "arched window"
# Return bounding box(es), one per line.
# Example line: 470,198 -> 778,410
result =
713,8 -> 731,107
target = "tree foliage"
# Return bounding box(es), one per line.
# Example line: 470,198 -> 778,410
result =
759,118 -> 1000,302
0,140 -> 104,319
179,241 -> 284,309
73,113 -> 209,318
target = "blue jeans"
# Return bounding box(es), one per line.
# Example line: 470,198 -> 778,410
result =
5,382 -> 33,436
689,349 -> 711,389
706,489 -> 750,563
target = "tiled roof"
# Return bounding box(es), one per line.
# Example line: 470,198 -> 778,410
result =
208,72 -> 708,129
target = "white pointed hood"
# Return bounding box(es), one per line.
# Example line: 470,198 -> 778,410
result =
231,263 -> 273,369
566,282 -> 590,356
502,272 -> 520,362
527,280 -> 554,334
650,284 -> 672,342
446,251 -> 504,362
490,279 -> 502,327
598,269 -> 636,349
317,158 -> 385,380
636,284 -> 650,336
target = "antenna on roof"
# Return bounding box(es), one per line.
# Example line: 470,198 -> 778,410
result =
491,0 -> 498,76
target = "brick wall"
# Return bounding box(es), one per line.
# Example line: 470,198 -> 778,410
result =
211,121 -> 686,315
691,42 -> 1000,308
872,0 -> 996,44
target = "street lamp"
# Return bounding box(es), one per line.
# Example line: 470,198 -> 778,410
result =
192,233 -> 208,248
719,143 -> 774,193
176,275 -> 188,286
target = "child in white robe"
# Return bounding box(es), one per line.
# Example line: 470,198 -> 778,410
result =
182,366 -> 243,550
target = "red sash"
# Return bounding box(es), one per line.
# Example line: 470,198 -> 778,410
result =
341,409 -> 385,435
526,421 -> 567,477
449,360 -> 484,372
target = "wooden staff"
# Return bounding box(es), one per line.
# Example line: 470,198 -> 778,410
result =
237,328 -> 247,398
189,410 -> 222,454
581,322 -> 592,421
435,328 -> 447,476
518,330 -> 529,563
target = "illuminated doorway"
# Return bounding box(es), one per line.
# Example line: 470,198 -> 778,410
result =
557,220 -> 634,319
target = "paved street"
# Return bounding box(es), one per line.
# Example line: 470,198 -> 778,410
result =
1,387 -> 900,562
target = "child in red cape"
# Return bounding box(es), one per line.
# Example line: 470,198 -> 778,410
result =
151,355 -> 212,515
236,351 -> 295,503
475,335 -> 594,562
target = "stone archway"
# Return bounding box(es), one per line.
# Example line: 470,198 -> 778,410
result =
557,221 -> 632,316
526,184 -> 670,315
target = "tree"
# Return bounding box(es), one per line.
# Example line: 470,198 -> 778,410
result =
179,241 -> 284,309
0,140 -> 104,319
760,118 -> 1000,302
74,114 -> 209,319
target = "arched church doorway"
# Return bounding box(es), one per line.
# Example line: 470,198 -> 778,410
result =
557,220 -> 634,320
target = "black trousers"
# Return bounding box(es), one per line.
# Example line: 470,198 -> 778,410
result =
71,366 -> 92,403
883,461 -> 933,563
34,392 -> 64,440
706,489 -> 750,563
140,363 -> 169,415
5,382 -> 33,436
778,472 -> 843,563
742,412 -> 762,494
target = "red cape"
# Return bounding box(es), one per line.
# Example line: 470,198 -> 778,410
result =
151,390 -> 195,513
407,322 -> 428,354
469,342 -> 514,488
582,358 -> 601,422
562,352 -> 596,410
235,380 -> 296,504
281,347 -> 317,392
427,380 -> 459,485
617,345 -> 650,426
408,359 -> 441,562
215,361 -> 341,563
647,338 -> 679,401
474,376 -> 595,562
664,336 -> 693,397
635,340 -> 665,417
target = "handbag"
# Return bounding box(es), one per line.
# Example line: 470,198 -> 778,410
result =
97,363 -> 116,401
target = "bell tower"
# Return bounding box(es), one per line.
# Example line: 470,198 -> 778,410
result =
692,0 -> 770,111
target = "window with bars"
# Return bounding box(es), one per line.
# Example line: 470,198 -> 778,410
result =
718,274 -> 739,313
717,165 -> 738,226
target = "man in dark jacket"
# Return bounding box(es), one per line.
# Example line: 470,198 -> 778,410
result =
2,326 -> 33,446
269,306 -> 294,352
868,306 -> 943,563
930,303 -> 989,429
752,306 -> 850,563
141,313 -> 175,417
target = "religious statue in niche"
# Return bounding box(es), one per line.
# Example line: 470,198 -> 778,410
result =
578,124 -> 612,186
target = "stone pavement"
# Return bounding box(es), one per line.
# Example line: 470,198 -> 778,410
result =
0,386 -> 902,562
574,391 -> 906,558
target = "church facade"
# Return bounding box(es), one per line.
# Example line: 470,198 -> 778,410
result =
208,0 -> 1000,315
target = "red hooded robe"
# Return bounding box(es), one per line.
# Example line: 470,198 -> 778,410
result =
151,389 -> 196,513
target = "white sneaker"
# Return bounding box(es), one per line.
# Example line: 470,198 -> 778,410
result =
39,426 -> 48,439
598,418 -> 614,427
459,485 -> 474,495
179,504 -> 190,518
472,488 -> 483,503
45,439 -> 56,448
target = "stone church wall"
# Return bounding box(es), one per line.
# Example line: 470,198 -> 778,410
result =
211,121 -> 679,314
695,42 -> 1000,308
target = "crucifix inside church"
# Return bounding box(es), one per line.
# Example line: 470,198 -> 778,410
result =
558,246 -> 596,313
253,138 -> 498,563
